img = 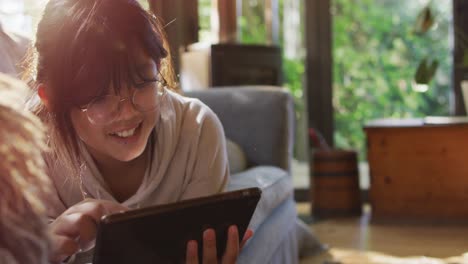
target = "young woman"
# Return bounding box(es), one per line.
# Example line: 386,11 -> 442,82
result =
25,0 -> 251,263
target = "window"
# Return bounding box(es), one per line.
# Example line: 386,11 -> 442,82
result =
332,0 -> 453,160
0,0 -> 47,38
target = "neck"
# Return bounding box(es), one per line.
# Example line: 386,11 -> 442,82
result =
87,146 -> 149,202
95,151 -> 147,175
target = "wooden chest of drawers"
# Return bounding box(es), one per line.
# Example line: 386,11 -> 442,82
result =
364,118 -> 468,221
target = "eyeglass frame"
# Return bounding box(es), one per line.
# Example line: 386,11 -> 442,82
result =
79,75 -> 168,125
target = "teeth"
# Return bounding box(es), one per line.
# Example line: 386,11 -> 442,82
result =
112,128 -> 136,138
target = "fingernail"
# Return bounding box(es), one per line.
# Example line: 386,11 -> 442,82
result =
230,225 -> 237,235
187,240 -> 197,257
203,229 -> 215,241
189,240 -> 197,250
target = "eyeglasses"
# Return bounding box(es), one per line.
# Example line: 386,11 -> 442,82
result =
80,78 -> 167,125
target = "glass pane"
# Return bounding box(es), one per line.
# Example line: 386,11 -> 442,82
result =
239,0 -> 268,44
198,0 -> 212,42
332,0 -> 453,161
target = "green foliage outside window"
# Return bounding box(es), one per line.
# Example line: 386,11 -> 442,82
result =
238,0 -> 306,115
198,0 -> 212,42
332,0 -> 452,159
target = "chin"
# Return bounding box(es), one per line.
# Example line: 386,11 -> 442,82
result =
113,147 -> 146,162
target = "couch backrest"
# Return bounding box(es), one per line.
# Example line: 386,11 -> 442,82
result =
185,86 -> 294,172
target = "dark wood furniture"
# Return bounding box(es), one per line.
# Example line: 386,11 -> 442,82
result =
365,118 -> 468,222
210,44 -> 282,87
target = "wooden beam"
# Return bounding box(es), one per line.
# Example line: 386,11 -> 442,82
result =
305,0 -> 334,146
453,0 -> 468,114
217,0 -> 237,42
148,0 -> 199,73
182,0 -> 199,46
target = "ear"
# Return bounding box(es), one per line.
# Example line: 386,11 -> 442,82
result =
37,83 -> 51,109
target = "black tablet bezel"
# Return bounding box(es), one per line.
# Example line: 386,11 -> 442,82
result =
93,187 -> 261,264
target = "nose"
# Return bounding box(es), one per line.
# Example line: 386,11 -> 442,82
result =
117,95 -> 138,119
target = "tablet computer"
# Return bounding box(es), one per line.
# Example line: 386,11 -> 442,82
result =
93,187 -> 262,264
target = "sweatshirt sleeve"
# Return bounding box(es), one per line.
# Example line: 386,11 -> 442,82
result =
180,103 -> 229,200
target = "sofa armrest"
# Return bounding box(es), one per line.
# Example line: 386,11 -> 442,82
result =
227,166 -> 293,231
185,86 -> 294,172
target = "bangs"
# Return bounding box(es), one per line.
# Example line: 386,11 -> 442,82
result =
58,0 -> 167,107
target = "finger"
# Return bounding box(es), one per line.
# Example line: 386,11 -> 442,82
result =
51,213 -> 98,250
97,200 -> 129,213
221,226 -> 239,264
202,229 -> 217,264
48,234 -> 80,264
64,199 -> 128,222
240,229 -> 254,249
185,240 -> 198,264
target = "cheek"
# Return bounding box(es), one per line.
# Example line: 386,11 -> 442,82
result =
144,111 -> 158,130
70,109 -> 100,142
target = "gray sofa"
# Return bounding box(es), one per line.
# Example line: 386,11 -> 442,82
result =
186,86 -> 320,264
186,86 -> 294,171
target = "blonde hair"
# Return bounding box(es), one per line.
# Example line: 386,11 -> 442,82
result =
0,73 -> 51,264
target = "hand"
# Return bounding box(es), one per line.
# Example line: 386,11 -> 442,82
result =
185,226 -> 254,264
48,198 -> 128,264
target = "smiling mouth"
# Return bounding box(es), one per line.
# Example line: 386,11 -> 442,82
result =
109,123 -> 142,138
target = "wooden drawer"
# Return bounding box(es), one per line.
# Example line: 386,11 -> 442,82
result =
364,119 -> 468,221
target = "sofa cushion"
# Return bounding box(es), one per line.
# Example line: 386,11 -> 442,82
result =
226,138 -> 247,174
227,166 -> 293,230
